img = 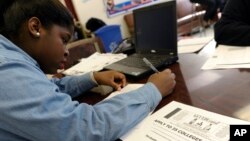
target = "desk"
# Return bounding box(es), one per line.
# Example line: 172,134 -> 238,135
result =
74,41 -> 250,121
180,46 -> 250,121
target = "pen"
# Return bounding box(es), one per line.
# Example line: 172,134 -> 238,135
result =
142,57 -> 159,73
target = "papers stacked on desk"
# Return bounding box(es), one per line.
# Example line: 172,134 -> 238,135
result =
202,45 -> 250,70
178,36 -> 213,54
63,52 -> 127,75
121,101 -> 250,141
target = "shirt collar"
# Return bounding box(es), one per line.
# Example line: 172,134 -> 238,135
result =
0,34 -> 39,67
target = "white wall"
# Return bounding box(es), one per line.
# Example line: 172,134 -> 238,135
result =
72,0 -> 131,38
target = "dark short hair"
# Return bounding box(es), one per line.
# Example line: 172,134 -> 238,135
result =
0,0 -> 74,37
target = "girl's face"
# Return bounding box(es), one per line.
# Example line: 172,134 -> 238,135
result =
35,25 -> 73,74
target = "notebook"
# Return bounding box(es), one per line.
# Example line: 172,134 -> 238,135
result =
104,0 -> 178,77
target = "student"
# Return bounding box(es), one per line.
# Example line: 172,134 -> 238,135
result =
190,0 -> 222,22
0,0 -> 176,140
214,0 -> 250,46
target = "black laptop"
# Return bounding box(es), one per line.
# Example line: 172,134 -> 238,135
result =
104,0 -> 178,77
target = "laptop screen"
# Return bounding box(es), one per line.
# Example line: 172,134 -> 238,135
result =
133,0 -> 177,55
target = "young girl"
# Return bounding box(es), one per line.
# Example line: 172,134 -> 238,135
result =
0,0 -> 176,140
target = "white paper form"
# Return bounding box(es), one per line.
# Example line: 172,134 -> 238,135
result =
178,37 -> 213,54
216,45 -> 250,65
122,101 -> 250,141
104,84 -> 144,100
202,45 -> 250,70
63,52 -> 127,75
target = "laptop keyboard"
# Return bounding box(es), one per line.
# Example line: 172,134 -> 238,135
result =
118,54 -> 167,69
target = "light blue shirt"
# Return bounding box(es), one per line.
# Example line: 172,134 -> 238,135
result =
0,35 -> 162,141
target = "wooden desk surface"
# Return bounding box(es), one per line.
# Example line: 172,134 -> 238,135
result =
179,50 -> 250,121
75,41 -> 250,122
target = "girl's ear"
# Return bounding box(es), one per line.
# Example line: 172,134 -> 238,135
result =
28,17 -> 41,38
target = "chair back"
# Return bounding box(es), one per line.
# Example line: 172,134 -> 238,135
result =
65,37 -> 104,69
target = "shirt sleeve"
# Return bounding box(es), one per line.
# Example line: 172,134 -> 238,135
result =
50,72 -> 98,98
82,82 -> 162,141
214,0 -> 250,46
0,59 -> 162,141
